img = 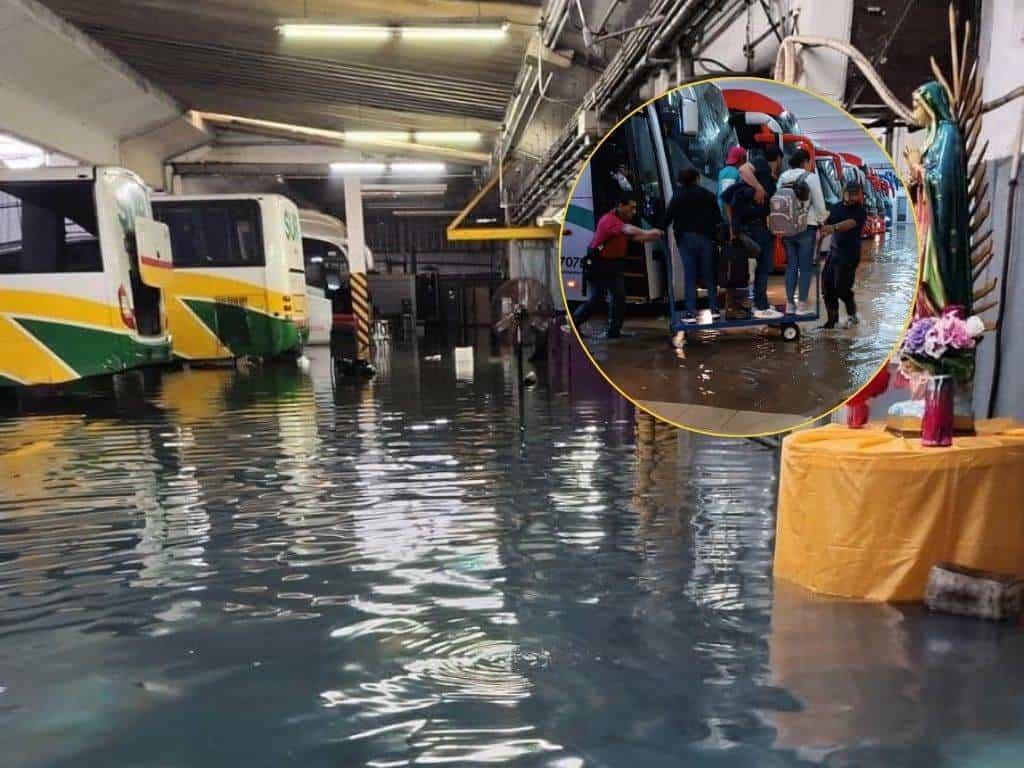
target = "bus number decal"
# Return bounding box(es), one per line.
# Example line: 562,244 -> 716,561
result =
215,296 -> 248,307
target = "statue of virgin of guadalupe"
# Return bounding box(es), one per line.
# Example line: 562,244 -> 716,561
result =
890,71 -> 994,435
907,81 -> 974,317
772,4 -> 999,435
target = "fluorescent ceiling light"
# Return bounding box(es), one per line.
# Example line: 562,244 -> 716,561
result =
278,23 -> 508,41
363,184 -> 447,192
0,133 -> 45,169
278,24 -> 392,40
414,131 -> 482,143
330,162 -> 386,174
391,209 -> 463,217
390,162 -> 446,174
363,190 -> 446,199
344,131 -> 412,142
400,25 -> 508,41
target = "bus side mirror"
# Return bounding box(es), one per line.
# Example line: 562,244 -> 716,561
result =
325,271 -> 342,293
682,99 -> 700,137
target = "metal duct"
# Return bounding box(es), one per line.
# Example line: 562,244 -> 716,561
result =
541,0 -> 573,48
509,0 -> 733,223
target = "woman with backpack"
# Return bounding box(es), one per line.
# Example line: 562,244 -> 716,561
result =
774,149 -> 828,316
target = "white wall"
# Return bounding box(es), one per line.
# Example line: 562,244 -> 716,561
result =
694,0 -> 854,102
978,0 -> 1024,160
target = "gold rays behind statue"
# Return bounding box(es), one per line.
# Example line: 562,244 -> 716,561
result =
930,6 -> 997,319
774,3 -> 999,327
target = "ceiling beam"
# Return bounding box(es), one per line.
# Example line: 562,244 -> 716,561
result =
187,113 -> 489,164
0,0 -> 209,184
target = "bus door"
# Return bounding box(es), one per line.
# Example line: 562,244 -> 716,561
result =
583,112 -> 667,302
622,110 -> 668,301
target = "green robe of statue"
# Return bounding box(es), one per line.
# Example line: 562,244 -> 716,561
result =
914,81 -> 973,315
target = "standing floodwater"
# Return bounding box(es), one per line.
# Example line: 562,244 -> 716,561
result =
2,345 -> 1023,767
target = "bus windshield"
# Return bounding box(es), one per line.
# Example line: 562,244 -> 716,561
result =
816,158 -> 843,206
655,84 -> 735,193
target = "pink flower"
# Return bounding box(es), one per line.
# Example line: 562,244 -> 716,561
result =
945,321 -> 974,350
922,325 -> 948,359
928,313 -> 976,352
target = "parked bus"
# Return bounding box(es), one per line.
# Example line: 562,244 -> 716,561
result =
838,153 -> 884,238
0,166 -> 173,388
722,88 -> 800,155
152,194 -> 308,362
813,146 -> 846,256
813,147 -> 845,209
298,209 -> 378,344
300,210 -> 349,345
562,81 -> 737,305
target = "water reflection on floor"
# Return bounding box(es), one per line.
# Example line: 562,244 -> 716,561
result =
1,341 -> 1023,767
580,225 -> 920,432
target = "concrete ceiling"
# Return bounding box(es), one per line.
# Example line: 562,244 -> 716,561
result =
744,80 -> 893,166
37,0 -> 544,136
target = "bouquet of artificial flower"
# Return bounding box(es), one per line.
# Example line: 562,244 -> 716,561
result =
898,307 -> 985,384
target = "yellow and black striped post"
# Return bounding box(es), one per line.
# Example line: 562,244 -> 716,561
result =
350,271 -> 372,363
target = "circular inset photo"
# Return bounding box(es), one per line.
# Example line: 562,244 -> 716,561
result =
560,77 -> 919,437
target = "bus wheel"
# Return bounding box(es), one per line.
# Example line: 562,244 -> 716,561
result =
671,331 -> 686,349
782,324 -> 800,342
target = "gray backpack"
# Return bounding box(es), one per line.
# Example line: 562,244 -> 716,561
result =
769,171 -> 810,237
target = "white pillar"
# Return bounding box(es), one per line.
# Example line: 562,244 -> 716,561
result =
343,175 -> 372,361
343,176 -> 368,273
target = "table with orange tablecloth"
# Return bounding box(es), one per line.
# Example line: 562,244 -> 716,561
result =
773,419 -> 1024,601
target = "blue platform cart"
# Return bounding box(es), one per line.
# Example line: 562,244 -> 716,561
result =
662,237 -> 821,349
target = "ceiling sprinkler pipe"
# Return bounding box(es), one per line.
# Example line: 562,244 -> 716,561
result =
542,0 -> 571,47
649,0 -> 704,55
594,0 -> 626,36
501,62 -> 537,149
598,0 -> 702,111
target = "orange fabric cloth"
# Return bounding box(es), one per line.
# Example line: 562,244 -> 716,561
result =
774,419 -> 1024,601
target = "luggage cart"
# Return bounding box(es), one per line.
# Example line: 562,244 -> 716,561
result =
663,237 -> 821,349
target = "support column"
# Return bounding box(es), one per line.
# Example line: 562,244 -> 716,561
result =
344,176 -> 372,363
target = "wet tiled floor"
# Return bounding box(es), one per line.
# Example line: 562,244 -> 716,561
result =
574,226 -> 918,434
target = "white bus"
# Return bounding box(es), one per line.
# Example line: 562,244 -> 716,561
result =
561,82 -> 737,307
152,194 -> 309,361
0,166 -> 173,388
299,209 -> 375,345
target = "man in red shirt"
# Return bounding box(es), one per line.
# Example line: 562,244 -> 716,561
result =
571,196 -> 663,339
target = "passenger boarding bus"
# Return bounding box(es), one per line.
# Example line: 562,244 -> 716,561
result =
0,166 -> 173,388
562,82 -> 737,305
152,194 -> 308,361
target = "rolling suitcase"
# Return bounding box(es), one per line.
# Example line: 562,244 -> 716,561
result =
719,241 -> 750,290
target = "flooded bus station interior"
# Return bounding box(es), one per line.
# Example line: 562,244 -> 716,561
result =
2,2 -> 1024,767
582,222 -> 919,434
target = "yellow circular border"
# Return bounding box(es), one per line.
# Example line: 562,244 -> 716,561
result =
556,75 -> 923,439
